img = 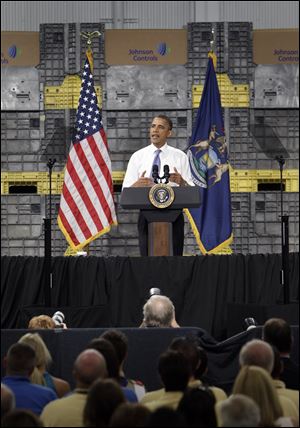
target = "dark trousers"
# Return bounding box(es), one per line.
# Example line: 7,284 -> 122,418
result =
138,211 -> 184,256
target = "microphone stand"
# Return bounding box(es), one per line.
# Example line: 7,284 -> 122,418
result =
44,158 -> 56,307
275,155 -> 289,304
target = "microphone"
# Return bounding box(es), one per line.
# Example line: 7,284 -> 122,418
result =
152,164 -> 159,183
149,288 -> 161,297
163,165 -> 170,183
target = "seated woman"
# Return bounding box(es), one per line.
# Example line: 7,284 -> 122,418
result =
18,332 -> 70,398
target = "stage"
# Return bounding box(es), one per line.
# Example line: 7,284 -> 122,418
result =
1,253 -> 299,339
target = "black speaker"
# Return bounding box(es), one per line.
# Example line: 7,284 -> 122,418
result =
17,305 -> 111,329
226,303 -> 299,337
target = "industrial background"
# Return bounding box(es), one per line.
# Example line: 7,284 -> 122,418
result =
1,1 -> 299,256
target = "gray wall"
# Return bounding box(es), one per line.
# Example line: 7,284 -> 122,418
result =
1,1 -> 299,31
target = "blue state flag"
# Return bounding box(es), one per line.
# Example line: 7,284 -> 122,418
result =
185,54 -> 232,254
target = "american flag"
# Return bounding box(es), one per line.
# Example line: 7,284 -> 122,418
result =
58,50 -> 117,250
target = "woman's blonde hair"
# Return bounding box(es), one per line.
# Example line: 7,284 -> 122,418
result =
18,333 -> 52,386
233,365 -> 283,427
28,315 -> 55,329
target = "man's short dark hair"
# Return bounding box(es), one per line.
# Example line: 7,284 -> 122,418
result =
155,115 -> 173,130
169,337 -> 200,375
101,330 -> 128,366
263,318 -> 292,353
6,343 -> 36,376
158,350 -> 190,392
86,338 -> 119,379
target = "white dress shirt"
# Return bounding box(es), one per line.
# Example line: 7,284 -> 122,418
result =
122,143 -> 194,188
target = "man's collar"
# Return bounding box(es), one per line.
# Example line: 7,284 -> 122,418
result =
150,142 -> 168,152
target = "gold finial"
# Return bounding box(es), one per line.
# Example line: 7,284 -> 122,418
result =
80,31 -> 101,46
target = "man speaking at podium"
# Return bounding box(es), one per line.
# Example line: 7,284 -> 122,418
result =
122,115 -> 194,256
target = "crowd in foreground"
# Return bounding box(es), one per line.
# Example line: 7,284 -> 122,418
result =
1,295 -> 299,427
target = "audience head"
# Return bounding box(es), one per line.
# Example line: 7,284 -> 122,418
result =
5,343 -> 36,377
86,338 -> 119,379
28,315 -> 55,329
232,365 -> 283,427
109,403 -> 151,427
1,384 -> 15,418
263,318 -> 293,354
144,407 -> 186,427
218,394 -> 261,427
101,330 -> 128,368
18,333 -> 52,386
18,333 -> 52,369
73,349 -> 107,388
83,379 -> 125,427
169,337 -> 200,379
177,386 -> 217,427
1,409 -> 44,427
239,339 -> 274,373
158,350 -> 190,392
142,295 -> 178,328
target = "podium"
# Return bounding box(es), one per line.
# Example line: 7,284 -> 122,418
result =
120,187 -> 201,256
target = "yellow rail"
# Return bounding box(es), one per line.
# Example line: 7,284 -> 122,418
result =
44,75 -> 102,109
192,74 -> 250,108
1,169 -> 298,195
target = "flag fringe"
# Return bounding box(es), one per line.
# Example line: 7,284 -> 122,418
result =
184,208 -> 233,255
58,215 -> 118,252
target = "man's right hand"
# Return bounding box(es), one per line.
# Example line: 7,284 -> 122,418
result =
131,171 -> 153,187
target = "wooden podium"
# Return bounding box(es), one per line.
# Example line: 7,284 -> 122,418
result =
120,187 -> 201,256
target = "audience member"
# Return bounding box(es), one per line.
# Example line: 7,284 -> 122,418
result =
144,407 -> 187,427
101,329 -> 146,400
170,337 -> 227,402
233,365 -> 284,427
271,346 -> 299,411
1,383 -> 15,418
1,409 -> 44,427
2,343 -> 56,415
263,318 -> 299,390
140,295 -> 179,328
28,316 -> 56,329
86,338 -> 138,403
18,333 -> 70,397
83,379 -> 125,427
177,386 -> 217,427
142,337 -> 226,405
86,338 -> 120,379
143,350 -> 190,411
109,402 -> 150,427
239,339 -> 274,373
239,339 -> 299,420
217,394 -> 261,427
40,349 -> 107,427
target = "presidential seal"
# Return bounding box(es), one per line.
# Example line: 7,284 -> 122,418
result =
149,184 -> 175,209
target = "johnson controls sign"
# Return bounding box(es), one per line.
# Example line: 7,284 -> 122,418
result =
106,30 -> 186,65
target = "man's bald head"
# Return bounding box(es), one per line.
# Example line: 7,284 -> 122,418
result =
142,295 -> 177,328
73,349 -> 107,388
239,339 -> 274,373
